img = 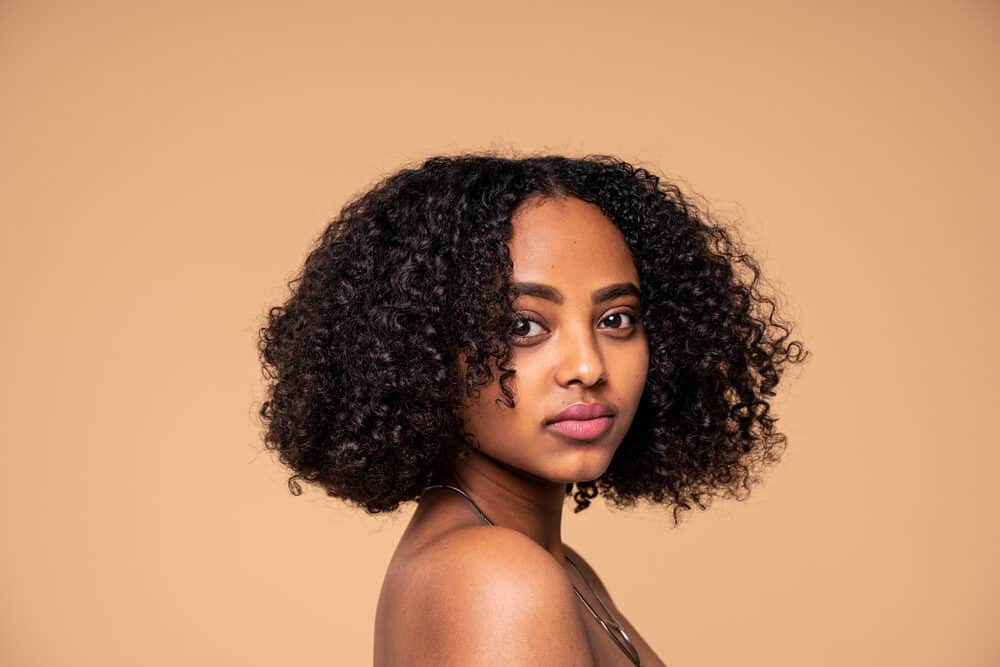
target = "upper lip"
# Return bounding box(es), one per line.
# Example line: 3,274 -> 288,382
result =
545,402 -> 616,424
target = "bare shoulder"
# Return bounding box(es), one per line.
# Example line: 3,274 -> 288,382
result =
378,525 -> 595,667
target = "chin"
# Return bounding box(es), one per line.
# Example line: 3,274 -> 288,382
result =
551,449 -> 615,485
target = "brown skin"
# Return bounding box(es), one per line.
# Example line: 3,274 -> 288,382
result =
374,196 -> 667,666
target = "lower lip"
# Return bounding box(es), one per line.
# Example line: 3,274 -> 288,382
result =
545,416 -> 614,441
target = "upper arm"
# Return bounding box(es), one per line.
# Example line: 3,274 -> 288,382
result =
404,527 -> 595,667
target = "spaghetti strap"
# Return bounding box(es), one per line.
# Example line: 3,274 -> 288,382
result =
421,483 -> 495,525
417,482 -> 641,666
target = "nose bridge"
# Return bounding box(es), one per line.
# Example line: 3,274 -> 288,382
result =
556,314 -> 606,386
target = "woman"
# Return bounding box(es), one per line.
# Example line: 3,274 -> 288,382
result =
257,154 -> 807,665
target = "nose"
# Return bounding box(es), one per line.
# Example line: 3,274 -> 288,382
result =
554,322 -> 608,388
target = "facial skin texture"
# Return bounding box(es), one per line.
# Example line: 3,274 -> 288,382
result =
449,195 -> 649,552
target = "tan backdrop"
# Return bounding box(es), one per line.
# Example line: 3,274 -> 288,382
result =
2,1 -> 997,665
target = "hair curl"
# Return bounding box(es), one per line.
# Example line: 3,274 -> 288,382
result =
257,153 -> 808,523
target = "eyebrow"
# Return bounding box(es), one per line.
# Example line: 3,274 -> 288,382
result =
509,281 -> 641,305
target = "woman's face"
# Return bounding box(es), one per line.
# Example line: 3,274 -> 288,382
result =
457,195 -> 649,485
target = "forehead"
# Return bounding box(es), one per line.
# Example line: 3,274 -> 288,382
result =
508,196 -> 639,288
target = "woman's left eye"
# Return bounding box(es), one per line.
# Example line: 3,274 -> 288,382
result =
599,312 -> 638,329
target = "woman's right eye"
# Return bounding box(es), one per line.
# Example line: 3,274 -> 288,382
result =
512,317 -> 545,340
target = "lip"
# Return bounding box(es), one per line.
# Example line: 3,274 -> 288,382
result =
546,416 -> 614,441
545,402 -> 616,424
543,402 -> 616,442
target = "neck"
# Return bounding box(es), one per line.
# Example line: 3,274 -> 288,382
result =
444,448 -> 567,560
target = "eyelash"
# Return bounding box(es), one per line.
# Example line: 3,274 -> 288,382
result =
511,311 -> 640,342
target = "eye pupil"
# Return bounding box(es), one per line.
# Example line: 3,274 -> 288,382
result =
606,313 -> 622,327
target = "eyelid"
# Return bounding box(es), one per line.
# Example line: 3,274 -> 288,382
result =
513,310 -> 547,325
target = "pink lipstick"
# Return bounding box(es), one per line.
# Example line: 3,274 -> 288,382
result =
544,403 -> 616,441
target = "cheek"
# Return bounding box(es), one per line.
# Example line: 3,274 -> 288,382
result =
635,345 -> 650,386
456,360 -> 541,444
457,377 -> 517,440
613,337 -> 649,380
616,343 -> 649,412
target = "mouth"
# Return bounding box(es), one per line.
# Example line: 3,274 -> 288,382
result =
543,401 -> 617,442
545,416 -> 615,441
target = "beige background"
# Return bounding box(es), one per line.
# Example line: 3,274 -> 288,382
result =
2,1 -> 997,665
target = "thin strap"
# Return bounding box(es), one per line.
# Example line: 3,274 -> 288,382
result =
564,553 -> 641,666
419,484 -> 641,666
422,484 -> 495,526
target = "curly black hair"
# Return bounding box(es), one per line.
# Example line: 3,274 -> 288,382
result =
256,152 -> 808,523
